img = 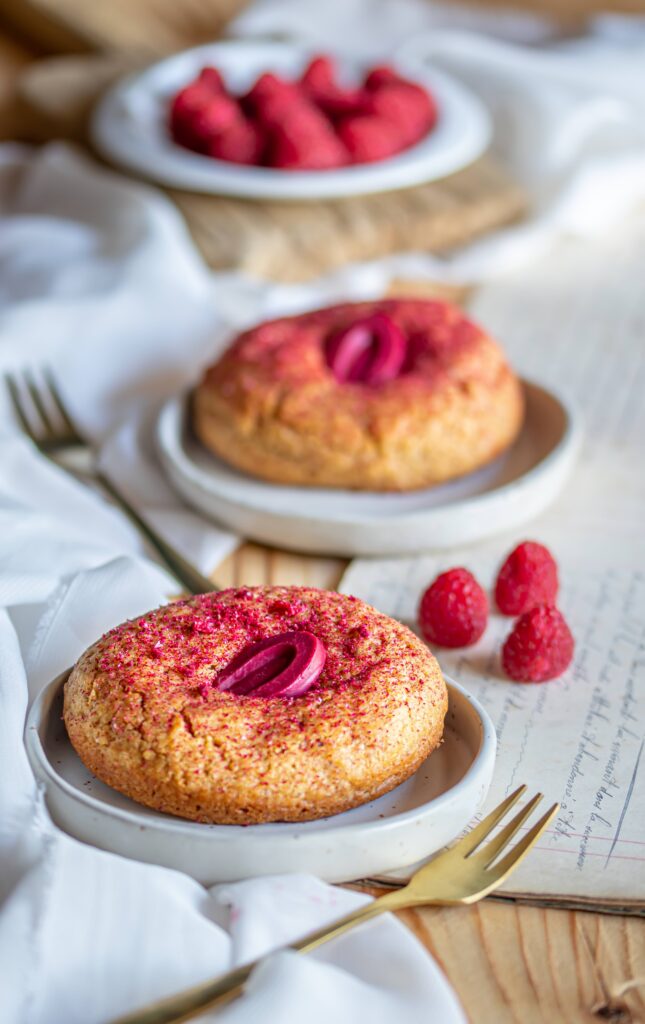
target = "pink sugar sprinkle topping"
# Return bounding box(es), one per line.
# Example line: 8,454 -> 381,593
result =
88,586 -> 430,747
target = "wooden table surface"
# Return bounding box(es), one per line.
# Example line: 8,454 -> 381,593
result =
2,24 -> 644,1024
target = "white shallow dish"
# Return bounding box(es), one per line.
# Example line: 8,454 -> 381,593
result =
26,674 -> 495,886
91,40 -> 491,200
157,380 -> 581,558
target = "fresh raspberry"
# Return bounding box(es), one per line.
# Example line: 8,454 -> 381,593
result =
364,65 -> 403,91
362,83 -> 437,145
169,83 -> 211,130
171,93 -> 241,152
243,73 -> 304,126
337,115 -> 404,163
317,88 -> 364,119
502,605 -> 574,682
208,118 -> 265,165
418,568 -> 488,648
301,56 -> 362,117
169,80 -> 223,149
170,114 -> 199,150
301,55 -> 336,92
268,107 -> 348,169
192,95 -> 240,141
495,541 -> 559,616
196,66 -> 226,94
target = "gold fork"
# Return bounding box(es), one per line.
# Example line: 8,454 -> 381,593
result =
112,785 -> 557,1024
5,368 -> 216,596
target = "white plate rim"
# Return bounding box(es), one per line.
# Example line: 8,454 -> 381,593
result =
156,378 -> 583,530
26,671 -> 495,842
91,39 -> 492,200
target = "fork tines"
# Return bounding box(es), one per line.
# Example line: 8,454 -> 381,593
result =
5,368 -> 81,450
463,785 -> 557,876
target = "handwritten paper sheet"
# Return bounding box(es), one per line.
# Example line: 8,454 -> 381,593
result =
340,221 -> 645,909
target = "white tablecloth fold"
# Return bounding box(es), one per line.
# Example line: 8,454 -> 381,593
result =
0,143 -> 237,576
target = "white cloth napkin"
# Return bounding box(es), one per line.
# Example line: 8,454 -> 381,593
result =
0,143 -> 240,579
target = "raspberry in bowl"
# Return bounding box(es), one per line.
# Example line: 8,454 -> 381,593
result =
168,54 -> 438,169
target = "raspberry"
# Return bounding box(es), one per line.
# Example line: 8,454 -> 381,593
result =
171,93 -> 241,152
170,116 -> 198,150
337,115 -> 404,163
301,56 -> 362,118
196,66 -> 225,94
169,60 -> 437,169
418,568 -> 488,648
170,83 -> 211,120
495,541 -> 559,616
243,73 -> 304,126
364,65 -> 403,91
502,605 -> 574,682
208,118 -> 265,165
317,87 -> 364,118
362,83 -> 437,145
193,95 -> 240,140
268,107 -> 348,169
301,55 -> 336,92
169,84 -> 211,145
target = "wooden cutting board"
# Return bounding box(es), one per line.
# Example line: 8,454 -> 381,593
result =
1,0 -> 251,55
15,53 -> 526,284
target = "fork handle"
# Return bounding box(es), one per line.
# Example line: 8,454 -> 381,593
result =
96,471 -> 217,596
111,891 -> 405,1024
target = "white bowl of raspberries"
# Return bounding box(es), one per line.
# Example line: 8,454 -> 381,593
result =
92,40 -> 491,199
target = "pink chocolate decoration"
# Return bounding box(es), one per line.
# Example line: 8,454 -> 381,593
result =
325,313 -> 407,384
217,630 -> 326,697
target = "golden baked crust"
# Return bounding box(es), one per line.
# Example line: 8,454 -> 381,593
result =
63,586 -> 447,824
193,299 -> 524,491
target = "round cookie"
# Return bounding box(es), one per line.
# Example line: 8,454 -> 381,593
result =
193,298 -> 524,491
64,586 -> 447,824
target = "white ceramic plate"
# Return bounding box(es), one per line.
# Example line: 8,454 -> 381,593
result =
26,673 -> 495,885
91,41 -> 491,200
156,380 -> 582,558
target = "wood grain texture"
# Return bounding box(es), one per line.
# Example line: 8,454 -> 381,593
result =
401,902 -> 645,1023
1,0 -> 249,56
214,541 -> 346,592
462,0 -> 645,20
0,34 -> 35,140
170,159 -> 525,281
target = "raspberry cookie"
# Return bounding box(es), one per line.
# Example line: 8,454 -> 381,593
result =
193,299 -> 524,491
64,587 -> 447,824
